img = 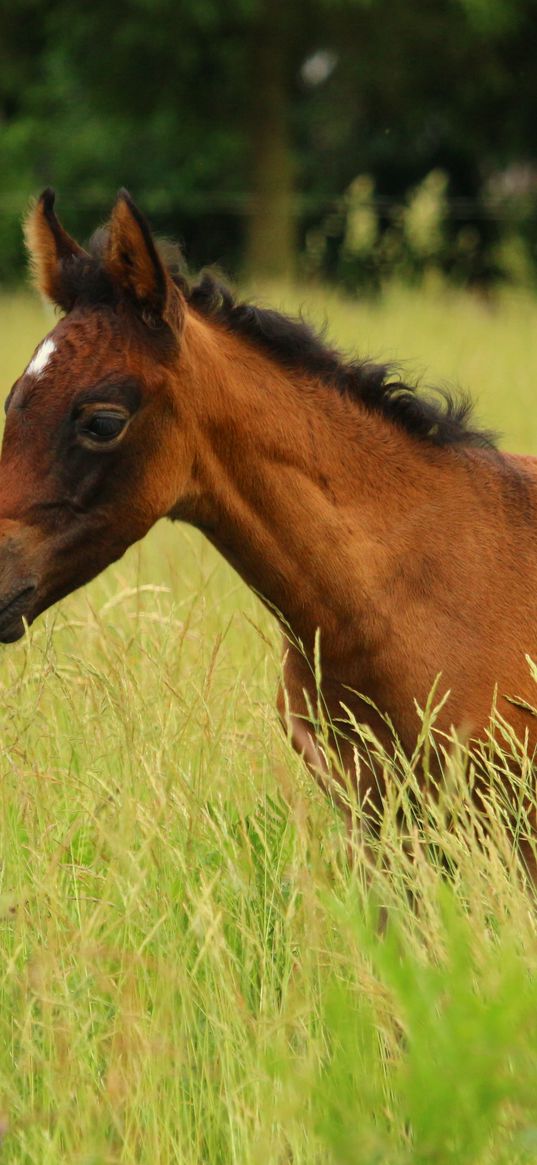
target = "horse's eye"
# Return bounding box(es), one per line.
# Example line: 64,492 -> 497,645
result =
79,409 -> 129,445
85,413 -> 125,439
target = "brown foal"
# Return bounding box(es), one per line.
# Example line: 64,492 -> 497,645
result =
1,190 -> 536,829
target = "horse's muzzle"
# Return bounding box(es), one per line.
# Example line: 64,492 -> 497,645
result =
0,518 -> 42,642
0,581 -> 36,643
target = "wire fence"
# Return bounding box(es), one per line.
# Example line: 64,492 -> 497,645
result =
0,191 -> 533,221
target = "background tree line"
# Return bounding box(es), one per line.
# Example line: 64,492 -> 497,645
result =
0,0 -> 536,288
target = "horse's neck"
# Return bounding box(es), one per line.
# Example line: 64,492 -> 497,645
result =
172,311 -> 462,660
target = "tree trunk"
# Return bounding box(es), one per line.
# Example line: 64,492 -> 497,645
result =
245,0 -> 297,281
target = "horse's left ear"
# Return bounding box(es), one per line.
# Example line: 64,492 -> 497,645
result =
24,188 -> 88,310
105,190 -> 182,331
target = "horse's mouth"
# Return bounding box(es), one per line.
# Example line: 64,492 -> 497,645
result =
0,583 -> 36,643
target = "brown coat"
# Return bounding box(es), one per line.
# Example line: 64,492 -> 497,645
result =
1,189 -> 535,827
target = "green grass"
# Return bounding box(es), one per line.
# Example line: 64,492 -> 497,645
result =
1,284 -> 537,1162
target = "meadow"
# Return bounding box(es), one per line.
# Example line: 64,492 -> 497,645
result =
1,283 -> 537,1163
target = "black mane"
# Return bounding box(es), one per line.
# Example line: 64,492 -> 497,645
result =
187,272 -> 495,450
59,235 -> 495,451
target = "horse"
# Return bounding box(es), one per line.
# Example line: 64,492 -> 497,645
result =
1,189 -> 537,844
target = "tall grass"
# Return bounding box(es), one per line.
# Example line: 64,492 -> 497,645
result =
0,285 -> 537,1162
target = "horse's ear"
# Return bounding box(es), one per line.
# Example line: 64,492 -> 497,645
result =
24,188 -> 87,311
105,190 -> 183,330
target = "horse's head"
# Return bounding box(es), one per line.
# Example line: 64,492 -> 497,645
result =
0,190 -> 190,642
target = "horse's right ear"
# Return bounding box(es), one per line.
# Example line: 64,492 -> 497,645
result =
104,189 -> 184,332
24,189 -> 87,311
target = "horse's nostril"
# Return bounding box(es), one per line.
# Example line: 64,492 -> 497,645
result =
0,582 -> 37,643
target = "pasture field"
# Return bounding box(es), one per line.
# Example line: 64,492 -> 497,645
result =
1,285 -> 537,1163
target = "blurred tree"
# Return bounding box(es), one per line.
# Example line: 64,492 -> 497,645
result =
244,0 -> 297,279
297,0 -> 537,282
0,0 -> 536,282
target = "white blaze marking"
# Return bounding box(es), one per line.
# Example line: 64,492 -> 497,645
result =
26,337 -> 56,378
